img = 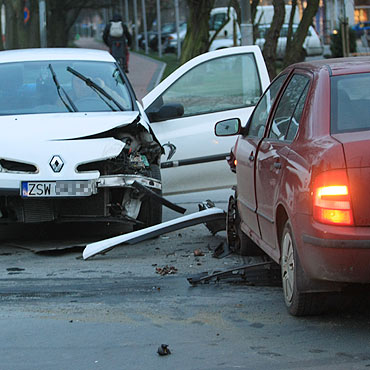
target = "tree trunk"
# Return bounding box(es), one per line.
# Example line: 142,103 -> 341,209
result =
283,0 -> 319,68
4,0 -> 24,49
251,0 -> 260,43
284,0 -> 297,58
47,1 -> 70,47
180,0 -> 215,64
262,0 -> 285,79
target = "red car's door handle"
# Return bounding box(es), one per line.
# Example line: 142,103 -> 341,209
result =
249,152 -> 255,161
273,162 -> 282,169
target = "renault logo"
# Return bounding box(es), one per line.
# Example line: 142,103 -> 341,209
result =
50,155 -> 64,173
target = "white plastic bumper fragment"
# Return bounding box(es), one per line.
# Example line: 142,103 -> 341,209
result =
83,207 -> 225,260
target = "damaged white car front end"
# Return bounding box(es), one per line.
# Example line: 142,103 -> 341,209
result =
0,48 -> 163,227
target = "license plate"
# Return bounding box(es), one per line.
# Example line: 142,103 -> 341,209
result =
21,181 -> 95,198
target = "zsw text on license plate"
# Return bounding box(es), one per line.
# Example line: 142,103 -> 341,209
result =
21,181 -> 96,198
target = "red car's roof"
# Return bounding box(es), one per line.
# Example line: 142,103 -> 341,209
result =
287,56 -> 370,76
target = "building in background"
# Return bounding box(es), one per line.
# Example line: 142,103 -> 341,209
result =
354,0 -> 369,22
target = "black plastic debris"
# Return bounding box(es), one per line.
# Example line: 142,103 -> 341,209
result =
157,344 -> 171,356
6,267 -> 25,272
212,242 -> 232,259
187,261 -> 276,285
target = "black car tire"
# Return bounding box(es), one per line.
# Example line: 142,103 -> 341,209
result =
227,195 -> 261,256
136,164 -> 162,228
281,220 -> 325,316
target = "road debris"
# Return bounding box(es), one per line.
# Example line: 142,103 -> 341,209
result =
187,261 -> 276,285
83,207 -> 225,259
155,265 -> 178,276
157,344 -> 171,356
6,267 -> 25,272
198,200 -> 226,235
132,181 -> 186,214
212,242 -> 232,259
193,249 -> 204,257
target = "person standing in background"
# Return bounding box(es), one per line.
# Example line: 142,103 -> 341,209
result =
103,14 -> 132,73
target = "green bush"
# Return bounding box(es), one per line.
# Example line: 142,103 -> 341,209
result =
330,21 -> 357,57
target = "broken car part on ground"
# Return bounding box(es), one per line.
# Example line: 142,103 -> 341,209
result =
82,206 -> 226,259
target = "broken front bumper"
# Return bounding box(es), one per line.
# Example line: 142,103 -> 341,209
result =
0,174 -> 162,224
97,174 -> 162,191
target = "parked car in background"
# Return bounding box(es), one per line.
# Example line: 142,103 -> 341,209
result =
208,7 -> 240,52
147,22 -> 187,52
209,7 -> 240,40
215,57 -> 370,316
210,23 -> 323,58
256,24 -> 323,58
165,22 -> 187,52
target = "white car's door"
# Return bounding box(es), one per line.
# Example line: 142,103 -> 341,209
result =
142,46 -> 269,195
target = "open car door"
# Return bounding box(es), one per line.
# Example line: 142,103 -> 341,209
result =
142,46 -> 269,195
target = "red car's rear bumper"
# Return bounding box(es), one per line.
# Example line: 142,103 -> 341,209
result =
294,215 -> 370,283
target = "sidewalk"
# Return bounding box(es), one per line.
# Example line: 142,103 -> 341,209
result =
74,37 -> 166,101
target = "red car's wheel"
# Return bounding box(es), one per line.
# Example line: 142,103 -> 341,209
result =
281,220 -> 324,316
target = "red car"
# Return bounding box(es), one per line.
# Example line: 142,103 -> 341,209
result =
215,57 -> 370,316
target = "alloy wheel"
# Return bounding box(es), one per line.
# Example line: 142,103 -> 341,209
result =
281,231 -> 294,304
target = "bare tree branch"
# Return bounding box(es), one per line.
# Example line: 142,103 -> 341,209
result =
262,0 -> 285,79
283,0 -> 320,68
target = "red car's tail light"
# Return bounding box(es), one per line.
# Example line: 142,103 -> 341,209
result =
313,169 -> 354,226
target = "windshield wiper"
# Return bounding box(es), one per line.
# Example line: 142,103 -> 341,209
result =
48,64 -> 78,112
66,66 -> 125,111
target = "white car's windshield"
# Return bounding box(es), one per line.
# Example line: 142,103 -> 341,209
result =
0,60 -> 133,115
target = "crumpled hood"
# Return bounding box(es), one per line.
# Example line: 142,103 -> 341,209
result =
0,111 -> 142,141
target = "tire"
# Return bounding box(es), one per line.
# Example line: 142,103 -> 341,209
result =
227,195 -> 261,256
281,220 -> 324,316
136,164 -> 162,228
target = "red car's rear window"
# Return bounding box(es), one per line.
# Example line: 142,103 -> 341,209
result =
331,73 -> 370,133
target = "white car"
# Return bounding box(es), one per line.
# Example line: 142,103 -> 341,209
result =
256,24 -> 323,58
0,48 -> 162,226
165,22 -> 187,52
211,24 -> 323,58
0,46 -> 269,225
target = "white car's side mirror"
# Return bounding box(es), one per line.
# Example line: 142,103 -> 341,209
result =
214,118 -> 241,137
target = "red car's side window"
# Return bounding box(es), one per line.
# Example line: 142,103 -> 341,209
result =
286,83 -> 309,140
269,74 -> 310,141
246,74 -> 286,138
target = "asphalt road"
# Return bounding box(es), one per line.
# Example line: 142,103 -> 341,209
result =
0,190 -> 370,370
